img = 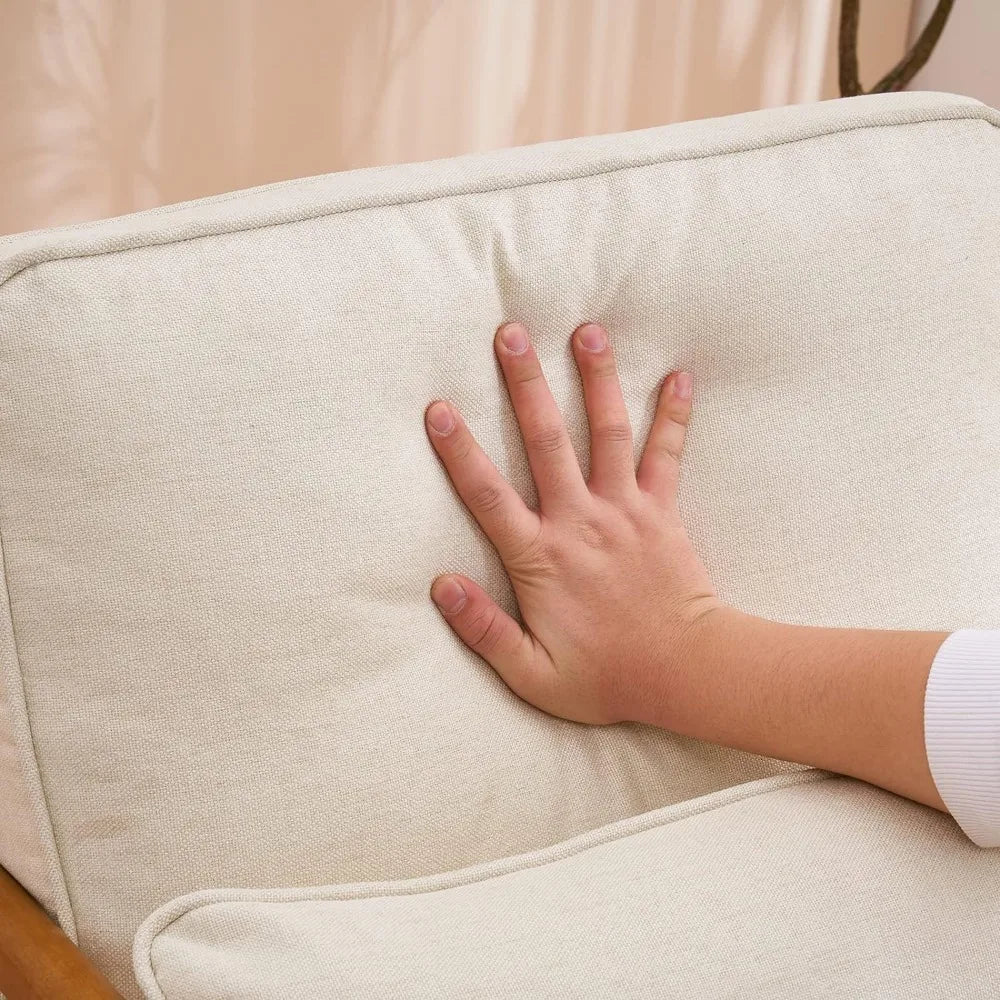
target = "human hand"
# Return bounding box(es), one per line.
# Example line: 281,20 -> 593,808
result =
425,321 -> 720,726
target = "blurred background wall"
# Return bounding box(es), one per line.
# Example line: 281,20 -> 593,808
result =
909,0 -> 1000,108
0,0 -> 966,236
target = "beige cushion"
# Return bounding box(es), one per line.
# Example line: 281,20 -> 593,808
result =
134,771 -> 1000,999
0,91 -> 998,997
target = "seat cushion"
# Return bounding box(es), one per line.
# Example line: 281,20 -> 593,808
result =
134,770 -> 1000,1000
0,91 -> 998,997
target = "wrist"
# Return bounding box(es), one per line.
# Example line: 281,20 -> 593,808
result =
622,601 -> 771,731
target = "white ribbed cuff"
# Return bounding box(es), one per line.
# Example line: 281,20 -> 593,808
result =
924,629 -> 1000,848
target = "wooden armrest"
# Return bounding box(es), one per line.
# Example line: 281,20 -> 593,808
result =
0,866 -> 123,1000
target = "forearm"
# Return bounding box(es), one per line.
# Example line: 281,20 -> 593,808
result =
648,607 -> 950,810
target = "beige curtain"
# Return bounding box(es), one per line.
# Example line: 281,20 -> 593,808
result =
0,0 -> 914,236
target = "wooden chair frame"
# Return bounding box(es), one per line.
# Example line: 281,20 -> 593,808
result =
0,866 -> 122,1000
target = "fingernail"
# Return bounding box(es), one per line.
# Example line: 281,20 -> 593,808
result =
432,576 -> 467,613
673,372 -> 692,399
577,323 -> 606,352
499,323 -> 528,355
427,401 -> 455,435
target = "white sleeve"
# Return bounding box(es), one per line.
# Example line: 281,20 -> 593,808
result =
924,629 -> 1000,847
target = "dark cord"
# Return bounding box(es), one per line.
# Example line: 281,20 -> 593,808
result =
839,0 -> 956,97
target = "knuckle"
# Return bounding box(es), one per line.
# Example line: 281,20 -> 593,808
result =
592,421 -> 632,444
586,358 -> 619,381
525,424 -> 567,456
466,480 -> 506,516
464,605 -> 505,653
567,507 -> 617,551
665,401 -> 691,428
576,522 -> 611,550
511,364 -> 545,387
447,432 -> 475,462
623,496 -> 659,532
654,439 -> 682,464
505,520 -> 549,569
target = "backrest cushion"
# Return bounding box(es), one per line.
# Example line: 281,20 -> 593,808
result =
0,92 -> 998,997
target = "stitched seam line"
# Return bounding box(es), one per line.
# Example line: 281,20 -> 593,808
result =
2,105 -> 998,292
136,768 -> 835,997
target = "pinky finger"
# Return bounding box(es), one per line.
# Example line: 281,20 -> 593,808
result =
636,370 -> 692,502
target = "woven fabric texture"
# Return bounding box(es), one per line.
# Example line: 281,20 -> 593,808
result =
0,92 -> 997,996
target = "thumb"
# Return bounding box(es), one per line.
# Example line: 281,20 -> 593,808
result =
430,574 -> 542,696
